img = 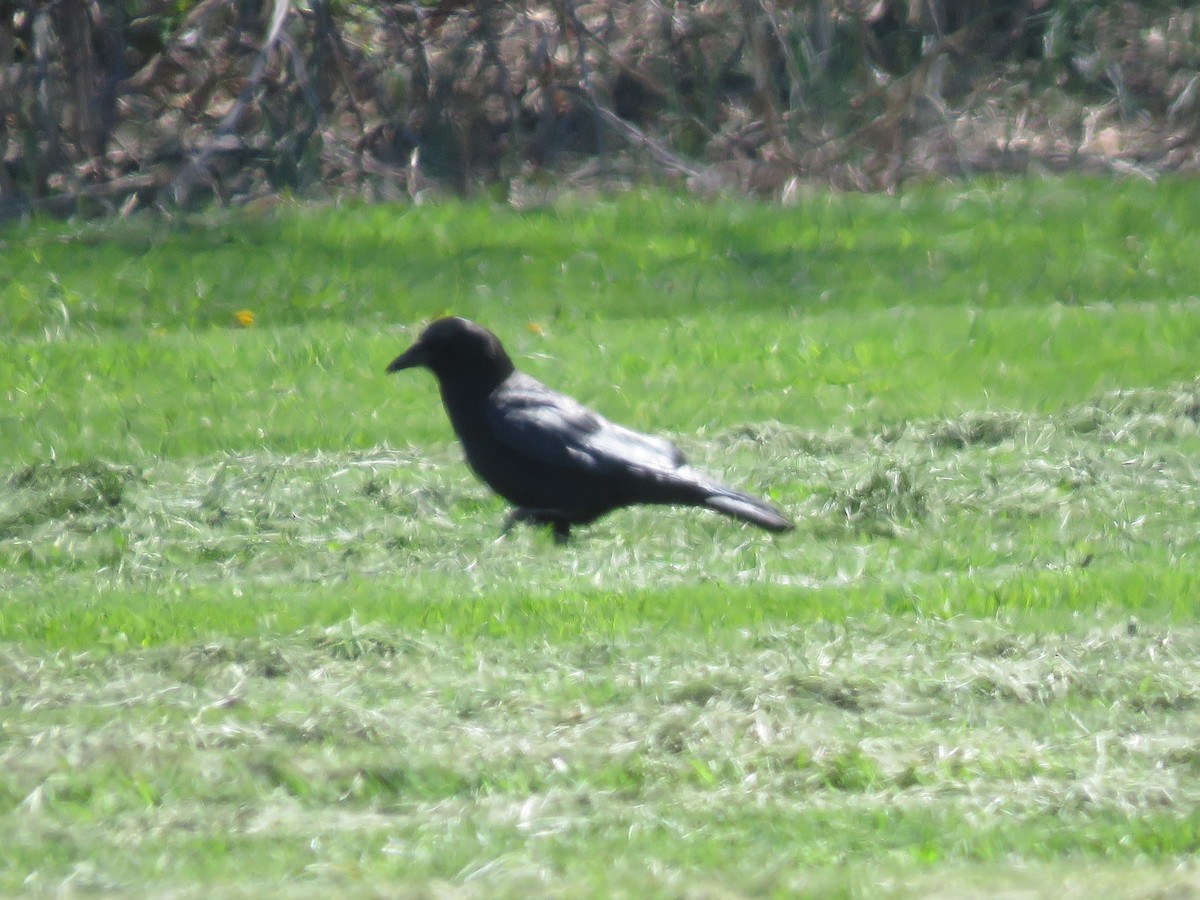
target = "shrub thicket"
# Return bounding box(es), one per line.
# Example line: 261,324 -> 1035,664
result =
1,1 -> 1197,218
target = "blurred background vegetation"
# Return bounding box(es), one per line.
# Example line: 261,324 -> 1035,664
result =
1,0 -> 1198,219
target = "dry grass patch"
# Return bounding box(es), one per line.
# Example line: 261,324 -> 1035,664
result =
3,615 -> 1200,892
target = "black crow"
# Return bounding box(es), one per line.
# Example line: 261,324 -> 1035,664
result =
387,317 -> 793,542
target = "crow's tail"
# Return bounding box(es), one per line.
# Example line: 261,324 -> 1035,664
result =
702,485 -> 793,533
643,466 -> 793,533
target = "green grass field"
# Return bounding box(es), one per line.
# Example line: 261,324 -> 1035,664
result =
3,178 -> 1200,896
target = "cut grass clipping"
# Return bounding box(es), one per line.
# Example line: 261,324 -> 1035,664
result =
2,180 -> 1200,895
2,383 -> 1200,624
4,617 -> 1200,895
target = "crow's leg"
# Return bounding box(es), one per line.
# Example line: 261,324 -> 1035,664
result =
499,508 -> 571,544
551,520 -> 571,545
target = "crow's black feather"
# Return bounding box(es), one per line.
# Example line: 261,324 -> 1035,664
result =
387,317 -> 792,542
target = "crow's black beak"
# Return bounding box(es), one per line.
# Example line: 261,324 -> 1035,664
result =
386,342 -> 427,373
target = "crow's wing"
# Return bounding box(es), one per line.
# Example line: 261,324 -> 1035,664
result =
484,373 -> 685,475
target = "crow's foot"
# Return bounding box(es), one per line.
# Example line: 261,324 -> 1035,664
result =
499,508 -> 572,544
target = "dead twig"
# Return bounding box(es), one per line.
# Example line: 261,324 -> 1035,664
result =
169,0 -> 294,206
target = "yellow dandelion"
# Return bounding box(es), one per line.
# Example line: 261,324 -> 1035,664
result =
234,310 -> 256,327
526,322 -> 544,336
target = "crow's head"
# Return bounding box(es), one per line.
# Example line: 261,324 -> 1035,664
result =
386,317 -> 515,391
